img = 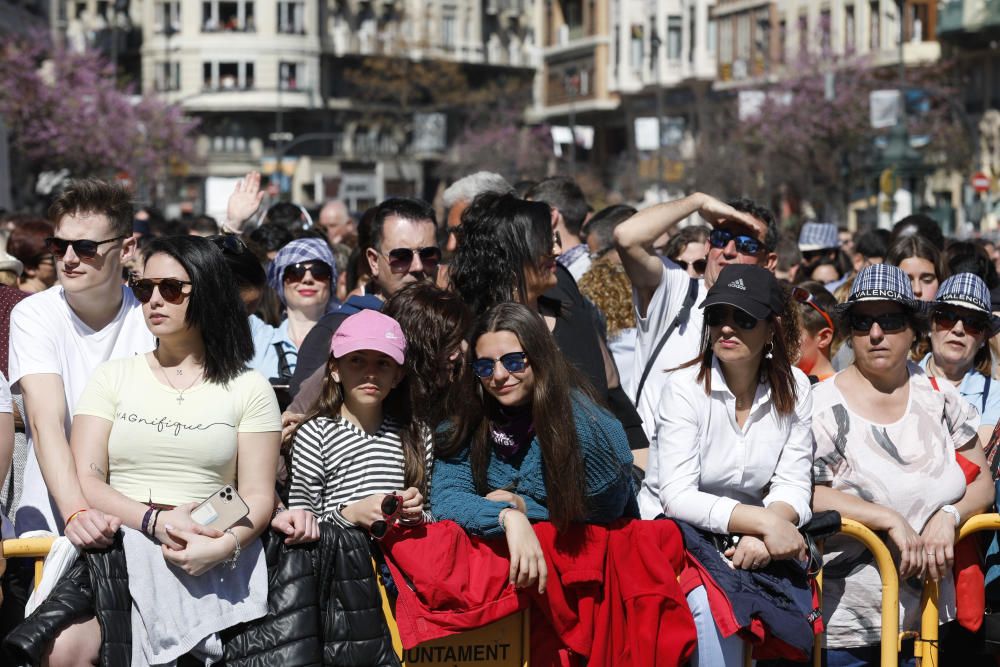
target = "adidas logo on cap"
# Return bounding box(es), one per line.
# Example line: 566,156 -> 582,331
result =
728,278 -> 747,290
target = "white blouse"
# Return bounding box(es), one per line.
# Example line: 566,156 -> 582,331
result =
637,359 -> 814,534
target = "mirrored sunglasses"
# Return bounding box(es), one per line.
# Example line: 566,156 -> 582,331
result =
471,351 -> 529,379
709,229 -> 763,256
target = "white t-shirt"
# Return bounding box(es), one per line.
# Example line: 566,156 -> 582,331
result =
631,258 -> 707,443
8,285 -> 155,533
0,370 -> 12,415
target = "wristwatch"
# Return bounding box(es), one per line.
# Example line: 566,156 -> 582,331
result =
939,504 -> 961,527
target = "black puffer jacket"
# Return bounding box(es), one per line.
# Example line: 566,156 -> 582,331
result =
4,524 -> 400,667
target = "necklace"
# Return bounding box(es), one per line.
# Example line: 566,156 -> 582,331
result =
156,363 -> 204,404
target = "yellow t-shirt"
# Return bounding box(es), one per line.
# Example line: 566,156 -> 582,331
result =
74,354 -> 281,506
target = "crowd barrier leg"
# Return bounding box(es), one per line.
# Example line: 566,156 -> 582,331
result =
2,537 -> 55,588
917,512 -> 1000,667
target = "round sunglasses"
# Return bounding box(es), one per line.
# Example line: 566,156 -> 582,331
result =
45,235 -> 128,260
709,229 -> 763,256
471,351 -> 529,379
369,493 -> 403,540
932,309 -> 990,336
282,261 -> 332,283
705,305 -> 760,330
130,277 -> 192,304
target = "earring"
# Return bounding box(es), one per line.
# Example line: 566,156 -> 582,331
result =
764,341 -> 774,360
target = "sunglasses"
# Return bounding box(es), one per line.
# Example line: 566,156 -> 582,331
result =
380,246 -> 442,271
790,286 -> 834,331
471,351 -> 529,379
709,229 -> 763,256
933,309 -> 990,336
849,312 -> 908,333
130,277 -> 192,304
209,234 -> 246,255
282,261 -> 333,283
705,305 -> 761,330
369,493 -> 403,540
44,235 -> 128,260
676,258 -> 708,274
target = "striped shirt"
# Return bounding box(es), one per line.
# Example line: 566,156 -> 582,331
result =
288,414 -> 433,527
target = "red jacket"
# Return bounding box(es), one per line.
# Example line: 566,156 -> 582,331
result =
381,519 -> 696,667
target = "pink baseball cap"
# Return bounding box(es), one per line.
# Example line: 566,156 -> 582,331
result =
330,309 -> 407,365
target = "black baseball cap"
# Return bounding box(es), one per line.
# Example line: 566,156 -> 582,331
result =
700,264 -> 783,320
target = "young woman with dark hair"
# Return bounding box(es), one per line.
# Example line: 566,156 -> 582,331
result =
637,264 -> 814,667
431,302 -> 637,593
43,235 -> 284,665
887,233 -> 947,302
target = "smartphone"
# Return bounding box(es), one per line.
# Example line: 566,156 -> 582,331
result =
191,484 -> 249,531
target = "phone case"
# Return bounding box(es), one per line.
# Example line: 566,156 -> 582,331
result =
191,485 -> 249,531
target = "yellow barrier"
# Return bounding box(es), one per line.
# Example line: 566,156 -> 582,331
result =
916,512 -> 1000,667
2,537 -> 56,588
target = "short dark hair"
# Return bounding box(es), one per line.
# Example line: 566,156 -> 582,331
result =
586,204 -> 637,255
890,214 -> 944,251
664,225 -> 710,261
48,178 -> 133,237
854,230 -> 888,260
143,236 -> 254,384
945,240 -> 995,285
526,177 -> 589,236
727,197 -> 778,252
369,198 -> 436,252
247,223 -> 293,255
189,215 -> 219,235
796,281 -> 839,337
263,202 -> 308,229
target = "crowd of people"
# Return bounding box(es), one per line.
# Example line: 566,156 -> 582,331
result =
0,171 -> 997,666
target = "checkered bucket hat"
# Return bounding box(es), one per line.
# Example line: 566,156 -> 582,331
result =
935,272 -> 1000,336
798,222 -> 839,252
834,263 -> 928,314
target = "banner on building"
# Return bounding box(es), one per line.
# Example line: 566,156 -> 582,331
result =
870,90 -> 901,129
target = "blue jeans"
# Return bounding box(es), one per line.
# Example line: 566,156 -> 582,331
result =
823,642 -> 915,667
687,585 -> 746,667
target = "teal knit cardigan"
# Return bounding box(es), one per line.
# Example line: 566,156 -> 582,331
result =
429,392 -> 638,537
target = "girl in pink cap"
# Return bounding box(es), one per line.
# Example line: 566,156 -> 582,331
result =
287,309 -> 431,535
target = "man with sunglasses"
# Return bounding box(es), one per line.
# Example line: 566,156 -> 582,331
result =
8,179 -> 155,552
614,192 -> 778,455
289,197 -> 439,398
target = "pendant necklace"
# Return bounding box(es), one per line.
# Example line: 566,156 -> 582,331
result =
157,364 -> 204,405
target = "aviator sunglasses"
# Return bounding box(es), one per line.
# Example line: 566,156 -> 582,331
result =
282,261 -> 333,283
709,229 -> 763,256
45,235 -> 128,260
380,246 -> 442,271
933,308 -> 990,336
849,312 -> 908,333
705,305 -> 760,331
471,351 -> 529,379
130,277 -> 192,304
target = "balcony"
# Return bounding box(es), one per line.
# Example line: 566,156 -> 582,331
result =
938,0 -> 1000,41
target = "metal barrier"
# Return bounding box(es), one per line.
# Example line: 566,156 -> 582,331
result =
2,537 -> 56,588
916,512 -> 1000,667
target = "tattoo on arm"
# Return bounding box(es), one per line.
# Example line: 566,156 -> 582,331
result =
89,462 -> 107,478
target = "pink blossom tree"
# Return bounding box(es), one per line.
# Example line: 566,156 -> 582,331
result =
0,36 -> 198,207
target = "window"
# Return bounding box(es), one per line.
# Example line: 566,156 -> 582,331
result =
736,13 -> 751,60
203,61 -> 255,90
688,5 -> 696,62
202,0 -> 254,32
719,19 -> 733,65
442,7 -> 456,49
277,0 -> 304,34
845,5 -> 856,53
564,0 -> 584,40
820,9 -> 831,54
777,19 -> 786,64
154,0 -> 181,34
798,13 -> 807,56
755,9 -> 770,66
279,62 -> 299,90
707,18 -> 716,53
155,62 -> 180,91
630,24 -> 644,72
667,16 -> 682,61
906,0 -> 933,42
870,0 -> 880,49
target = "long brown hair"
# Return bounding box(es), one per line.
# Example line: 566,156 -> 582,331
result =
297,349 -> 429,496
440,303 -> 595,530
687,284 -> 801,415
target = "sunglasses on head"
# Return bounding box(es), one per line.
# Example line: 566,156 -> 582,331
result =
380,246 -> 442,271
471,351 -> 529,379
676,258 -> 708,274
282,261 -> 332,283
130,277 -> 192,304
705,305 -> 761,330
933,309 -> 990,336
209,234 -> 246,255
790,286 -> 835,331
44,235 -> 128,260
709,229 -> 763,256
849,311 -> 908,333
369,493 -> 403,540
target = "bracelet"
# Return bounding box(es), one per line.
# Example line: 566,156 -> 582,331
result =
499,508 -> 513,533
66,509 -> 88,526
224,528 -> 241,570
141,507 -> 155,536
150,509 -> 161,537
